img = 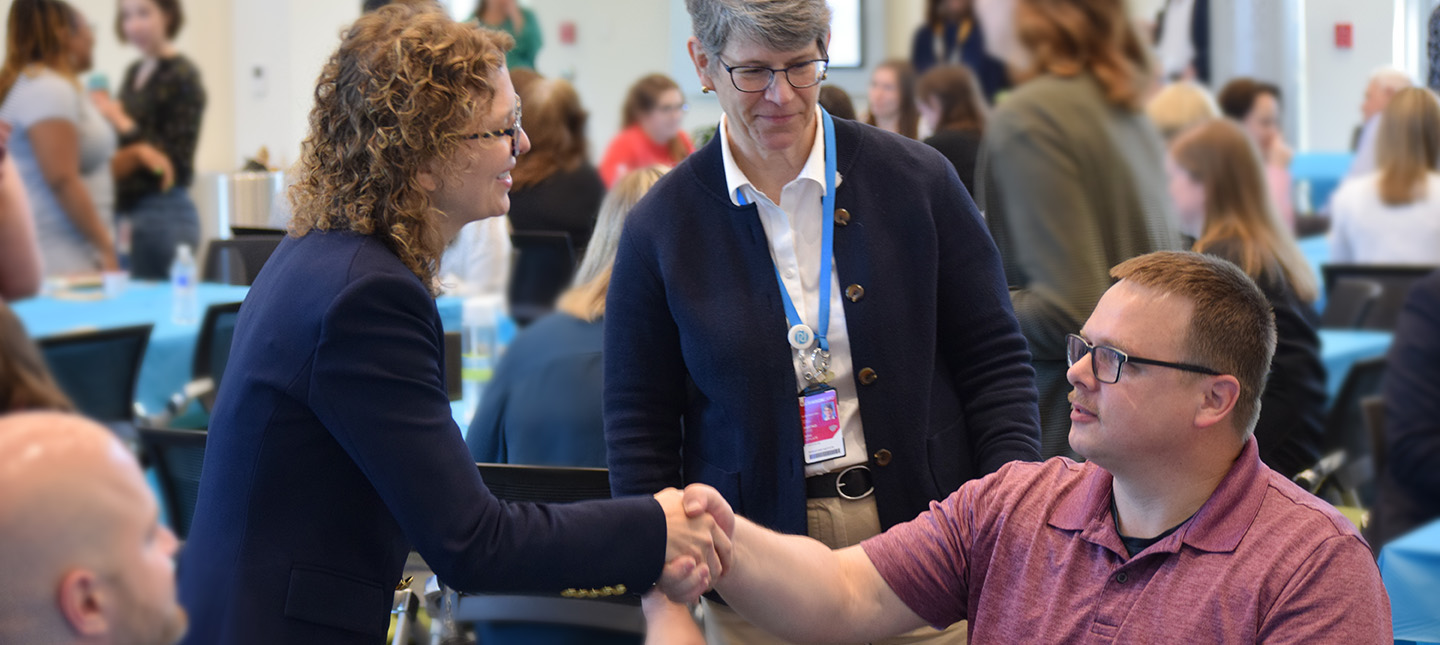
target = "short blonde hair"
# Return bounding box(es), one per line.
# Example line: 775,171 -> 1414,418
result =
288,4 -> 513,295
1147,81 -> 1219,142
556,165 -> 670,322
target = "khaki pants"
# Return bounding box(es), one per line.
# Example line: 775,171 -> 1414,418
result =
702,496 -> 967,645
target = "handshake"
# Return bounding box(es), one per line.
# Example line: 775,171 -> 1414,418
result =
651,484 -> 736,603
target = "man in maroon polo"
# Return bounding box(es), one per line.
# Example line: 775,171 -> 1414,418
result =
664,251 -> 1390,643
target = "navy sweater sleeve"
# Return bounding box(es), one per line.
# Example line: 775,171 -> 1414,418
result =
310,269 -> 665,592
1385,271 -> 1440,501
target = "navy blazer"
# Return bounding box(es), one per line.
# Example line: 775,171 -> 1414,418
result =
178,231 -> 664,644
1370,269 -> 1440,549
604,117 -> 1041,536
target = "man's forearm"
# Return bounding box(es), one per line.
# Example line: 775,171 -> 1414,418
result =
713,518 -> 923,643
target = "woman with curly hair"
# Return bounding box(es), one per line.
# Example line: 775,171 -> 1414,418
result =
176,7 -> 731,644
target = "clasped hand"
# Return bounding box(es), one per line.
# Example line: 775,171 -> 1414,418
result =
653,484 -> 735,603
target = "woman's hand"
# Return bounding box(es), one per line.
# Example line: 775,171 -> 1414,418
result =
135,143 -> 176,191
90,90 -> 136,135
641,591 -> 706,645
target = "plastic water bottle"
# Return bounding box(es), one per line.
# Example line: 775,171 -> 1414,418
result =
461,295 -> 502,423
170,244 -> 199,325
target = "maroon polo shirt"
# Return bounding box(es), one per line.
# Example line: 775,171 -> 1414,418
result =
862,439 -> 1392,643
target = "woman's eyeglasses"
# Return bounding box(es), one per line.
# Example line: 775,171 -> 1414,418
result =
464,95 -> 523,156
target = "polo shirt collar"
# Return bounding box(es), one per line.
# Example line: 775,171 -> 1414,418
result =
720,105 -> 829,207
1048,439 -> 1267,557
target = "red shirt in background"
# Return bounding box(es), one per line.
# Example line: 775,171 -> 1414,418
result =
598,124 -> 693,188
861,438 -> 1391,643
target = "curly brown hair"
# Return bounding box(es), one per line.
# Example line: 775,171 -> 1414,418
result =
288,3 -> 513,294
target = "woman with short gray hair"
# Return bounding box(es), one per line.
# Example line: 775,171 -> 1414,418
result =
605,1 -> 1040,642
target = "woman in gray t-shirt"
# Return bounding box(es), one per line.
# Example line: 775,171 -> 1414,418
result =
0,0 -> 117,277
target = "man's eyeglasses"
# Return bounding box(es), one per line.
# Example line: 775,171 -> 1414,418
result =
1065,334 -> 1221,384
464,95 -> 523,156
717,57 -> 829,93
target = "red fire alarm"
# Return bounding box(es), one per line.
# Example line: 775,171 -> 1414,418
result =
559,21 -> 576,45
1336,23 -> 1353,49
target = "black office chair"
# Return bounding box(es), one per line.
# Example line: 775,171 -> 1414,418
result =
137,427 -> 207,540
1322,265 -> 1437,330
1309,356 -> 1388,506
230,226 -> 287,238
444,330 -> 462,402
1319,278 -> 1382,329
202,236 -> 284,286
430,464 -> 645,637
508,231 -> 578,327
37,324 -> 152,440
158,302 -> 243,423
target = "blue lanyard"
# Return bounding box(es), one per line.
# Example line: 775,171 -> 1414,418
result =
735,108 -> 838,352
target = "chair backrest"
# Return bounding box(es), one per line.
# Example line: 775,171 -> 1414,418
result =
507,230 -> 577,327
37,324 -> 152,423
475,463 -> 612,503
444,330 -> 462,402
194,302 -> 243,411
137,427 -> 207,539
1322,264 -> 1437,330
1319,278 -> 1382,328
1322,356 -> 1387,502
202,236 -> 284,286
445,464 -> 643,635
230,226 -> 287,238
1361,394 -> 1386,481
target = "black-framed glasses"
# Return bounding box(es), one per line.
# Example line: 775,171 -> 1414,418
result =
718,57 -> 829,93
464,95 -> 523,156
1066,334 -> 1221,384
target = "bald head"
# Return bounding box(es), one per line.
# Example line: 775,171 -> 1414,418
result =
0,412 -> 186,644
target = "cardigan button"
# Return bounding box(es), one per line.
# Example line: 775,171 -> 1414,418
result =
873,449 -> 893,466
834,208 -> 851,226
845,284 -> 864,302
858,367 -> 878,385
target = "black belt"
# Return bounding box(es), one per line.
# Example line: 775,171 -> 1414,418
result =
805,465 -> 874,500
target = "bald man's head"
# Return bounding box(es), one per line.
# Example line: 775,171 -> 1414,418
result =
0,412 -> 186,645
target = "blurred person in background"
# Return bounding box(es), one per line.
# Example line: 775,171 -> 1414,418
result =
466,166 -> 668,645
472,0 -> 542,70
973,0 -> 1181,458
1345,68 -> 1413,182
608,0 -> 1040,641
439,214 -> 511,297
509,73 -> 604,254
600,73 -> 694,188
1146,79 -> 1218,143
0,0 -> 118,277
1216,78 -> 1294,227
1167,118 -> 1325,479
0,120 -> 43,301
177,8 -> 730,643
1368,269 -> 1440,551
817,83 -> 856,121
0,300 -> 73,412
864,59 -> 920,139
1330,87 -> 1440,265
1152,0 -> 1209,84
468,165 -> 667,468
91,0 -> 206,281
0,411 -> 185,645
917,64 -> 986,195
910,0 -> 1008,102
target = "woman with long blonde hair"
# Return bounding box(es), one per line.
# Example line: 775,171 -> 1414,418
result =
1331,87 -> 1440,264
972,0 -> 1182,457
1167,117 -> 1325,479
176,7 -> 724,643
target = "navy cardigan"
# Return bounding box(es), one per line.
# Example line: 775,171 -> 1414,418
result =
179,231 -> 664,644
604,116 -> 1040,536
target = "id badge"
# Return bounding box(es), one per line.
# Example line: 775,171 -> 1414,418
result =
800,385 -> 845,464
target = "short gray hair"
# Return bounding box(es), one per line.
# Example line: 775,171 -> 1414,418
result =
686,0 -> 831,63
1369,67 -> 1414,94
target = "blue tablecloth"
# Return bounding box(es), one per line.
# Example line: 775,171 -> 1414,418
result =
1318,329 -> 1393,398
1290,151 -> 1353,211
1379,518 -> 1440,644
15,283 -> 465,416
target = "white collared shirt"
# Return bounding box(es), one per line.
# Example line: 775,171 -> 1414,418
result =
720,107 -> 869,476
1157,0 -> 1197,78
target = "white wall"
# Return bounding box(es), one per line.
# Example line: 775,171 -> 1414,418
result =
1300,0 -> 1398,151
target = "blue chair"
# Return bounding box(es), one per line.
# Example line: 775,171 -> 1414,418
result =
37,324 -> 152,439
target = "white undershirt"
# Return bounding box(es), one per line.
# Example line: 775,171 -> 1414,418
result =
1157,0 -> 1197,78
720,107 -> 869,476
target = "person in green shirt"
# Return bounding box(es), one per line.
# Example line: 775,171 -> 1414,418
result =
472,0 -> 542,70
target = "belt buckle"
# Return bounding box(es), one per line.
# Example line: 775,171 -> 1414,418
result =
836,464 -> 873,500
